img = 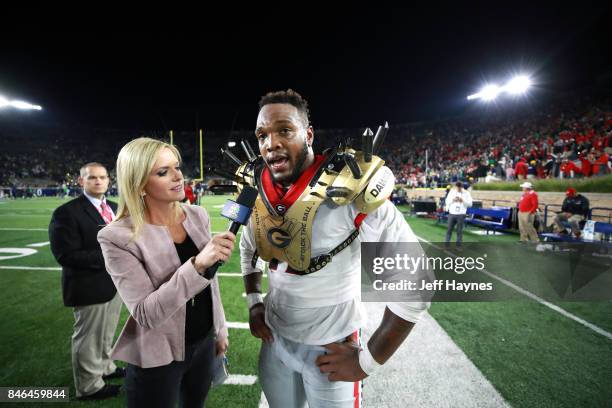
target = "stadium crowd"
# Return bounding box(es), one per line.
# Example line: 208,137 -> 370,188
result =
0,129 -> 220,195
1,95 -> 610,193
384,96 -> 611,187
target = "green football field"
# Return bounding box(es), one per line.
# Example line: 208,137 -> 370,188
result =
0,196 -> 610,407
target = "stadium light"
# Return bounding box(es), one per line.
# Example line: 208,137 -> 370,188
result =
504,75 -> 531,94
0,94 -> 43,111
227,141 -> 236,148
466,74 -> 532,101
467,84 -> 500,101
480,85 -> 500,101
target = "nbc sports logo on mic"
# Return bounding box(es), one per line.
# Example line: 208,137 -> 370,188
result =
221,200 -> 252,224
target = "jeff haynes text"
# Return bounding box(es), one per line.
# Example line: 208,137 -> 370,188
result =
373,279 -> 493,292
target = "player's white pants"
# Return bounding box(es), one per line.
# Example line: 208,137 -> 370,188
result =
259,333 -> 361,408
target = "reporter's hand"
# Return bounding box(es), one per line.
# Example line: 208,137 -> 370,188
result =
216,337 -> 229,356
194,232 -> 236,273
249,304 -> 273,343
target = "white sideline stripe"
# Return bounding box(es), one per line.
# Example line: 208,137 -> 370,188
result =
218,272 -> 267,278
227,321 -> 250,329
259,392 -> 269,407
241,292 -> 267,298
0,228 -> 47,231
225,374 -> 257,386
467,230 -> 505,236
363,306 -> 509,407
224,374 -> 257,385
413,234 -> 612,341
0,266 -> 60,271
27,241 -> 50,247
0,267 -> 269,278
481,270 -> 612,340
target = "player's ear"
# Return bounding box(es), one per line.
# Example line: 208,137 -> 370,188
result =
306,126 -> 314,148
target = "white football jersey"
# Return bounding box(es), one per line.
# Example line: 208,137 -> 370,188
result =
240,199 -> 428,344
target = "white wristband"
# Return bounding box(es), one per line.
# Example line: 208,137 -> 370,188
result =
358,343 -> 381,375
246,292 -> 264,310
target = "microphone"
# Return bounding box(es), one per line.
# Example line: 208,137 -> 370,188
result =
203,185 -> 259,279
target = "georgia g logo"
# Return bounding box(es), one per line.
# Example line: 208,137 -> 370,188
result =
267,228 -> 292,248
275,204 -> 287,215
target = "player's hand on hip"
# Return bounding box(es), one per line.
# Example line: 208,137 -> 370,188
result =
316,340 -> 368,382
194,232 -> 236,272
248,304 -> 273,343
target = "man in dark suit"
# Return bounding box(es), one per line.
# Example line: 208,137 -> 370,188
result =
49,162 -> 123,400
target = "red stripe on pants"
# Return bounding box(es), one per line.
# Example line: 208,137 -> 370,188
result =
353,330 -> 361,408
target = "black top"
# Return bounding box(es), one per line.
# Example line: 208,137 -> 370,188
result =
48,195 -> 118,307
561,194 -> 590,217
174,234 -> 213,344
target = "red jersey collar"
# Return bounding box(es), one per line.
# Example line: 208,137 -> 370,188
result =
261,154 -> 325,213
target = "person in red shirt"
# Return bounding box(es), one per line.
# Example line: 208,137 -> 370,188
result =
559,159 -> 579,179
518,182 -> 539,242
594,151 -> 610,176
183,179 -> 196,204
593,137 -> 604,151
579,153 -> 592,177
514,158 -> 529,180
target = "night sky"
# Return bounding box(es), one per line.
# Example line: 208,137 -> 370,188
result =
1,5 -> 610,132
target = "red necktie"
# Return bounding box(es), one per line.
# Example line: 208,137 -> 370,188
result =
100,201 -> 113,224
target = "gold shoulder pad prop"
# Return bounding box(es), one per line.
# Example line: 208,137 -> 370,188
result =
310,121 -> 390,208
207,140 -> 260,193
354,165 -> 395,213
234,160 -> 257,193
310,149 -> 385,207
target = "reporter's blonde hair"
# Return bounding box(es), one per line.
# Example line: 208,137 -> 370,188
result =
114,137 -> 182,238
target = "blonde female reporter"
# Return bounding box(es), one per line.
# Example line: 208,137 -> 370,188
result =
97,137 -> 233,408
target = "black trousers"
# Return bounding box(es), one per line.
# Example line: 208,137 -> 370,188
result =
125,330 -> 215,408
446,214 -> 466,246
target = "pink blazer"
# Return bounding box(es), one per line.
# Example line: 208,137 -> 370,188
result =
97,204 -> 228,368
